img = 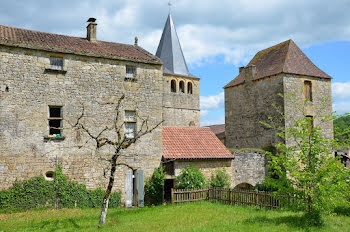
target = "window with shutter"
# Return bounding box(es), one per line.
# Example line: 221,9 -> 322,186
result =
304,81 -> 312,101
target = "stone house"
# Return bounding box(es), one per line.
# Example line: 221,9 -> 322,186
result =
224,40 -> 333,149
0,14 -> 234,205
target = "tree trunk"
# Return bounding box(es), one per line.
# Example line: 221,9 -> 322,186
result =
99,156 -> 117,224
99,197 -> 110,224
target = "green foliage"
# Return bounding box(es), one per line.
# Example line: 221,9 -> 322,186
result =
264,116 -> 350,215
145,166 -> 165,205
0,164 -> 121,212
334,114 -> 350,145
210,169 -> 230,188
176,166 -> 208,189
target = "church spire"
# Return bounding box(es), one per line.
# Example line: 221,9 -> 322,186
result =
156,13 -> 192,77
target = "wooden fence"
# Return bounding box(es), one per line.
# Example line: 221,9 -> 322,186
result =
171,188 -> 283,209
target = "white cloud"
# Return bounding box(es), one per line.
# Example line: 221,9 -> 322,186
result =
333,101 -> 350,115
200,92 -> 224,111
332,82 -> 350,100
2,0 -> 350,66
200,115 -> 225,127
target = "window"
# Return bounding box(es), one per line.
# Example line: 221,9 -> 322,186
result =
48,106 -> 63,137
50,57 -> 63,70
304,81 -> 312,101
187,82 -> 193,94
306,116 -> 313,133
125,111 -> 136,139
179,81 -> 184,93
171,80 -> 176,92
126,66 -> 136,78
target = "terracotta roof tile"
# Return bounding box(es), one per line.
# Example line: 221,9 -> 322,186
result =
162,127 -> 233,159
0,24 -> 161,64
224,40 -> 331,88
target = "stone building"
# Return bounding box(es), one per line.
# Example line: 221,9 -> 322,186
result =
0,14 -> 232,205
224,40 -> 333,149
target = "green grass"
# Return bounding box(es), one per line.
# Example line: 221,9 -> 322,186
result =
1,202 -> 350,231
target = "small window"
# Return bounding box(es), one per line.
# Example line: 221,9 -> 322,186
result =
306,116 -> 313,133
48,106 -> 63,136
304,81 -> 312,101
125,111 -> 136,139
187,82 -> 193,94
50,57 -> 63,70
179,81 -> 184,93
171,80 -> 176,93
126,66 -> 136,78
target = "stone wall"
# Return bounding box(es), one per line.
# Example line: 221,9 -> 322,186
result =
174,159 -> 233,185
0,44 -> 164,202
225,74 -> 285,149
162,74 -> 200,126
231,150 -> 267,188
283,74 -> 333,147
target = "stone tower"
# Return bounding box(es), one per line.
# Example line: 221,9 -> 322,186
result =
224,40 -> 333,149
156,13 -> 200,126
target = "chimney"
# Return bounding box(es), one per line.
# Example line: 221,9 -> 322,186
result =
244,65 -> 256,82
239,66 -> 245,73
86,18 -> 97,42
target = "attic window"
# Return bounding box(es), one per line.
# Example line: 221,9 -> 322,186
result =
126,66 -> 135,77
171,80 -> 176,92
179,81 -> 184,93
50,57 -> 63,70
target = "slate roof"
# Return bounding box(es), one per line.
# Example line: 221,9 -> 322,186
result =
224,39 -> 331,88
0,24 -> 161,64
156,14 -> 197,78
206,124 -> 225,139
162,127 -> 233,159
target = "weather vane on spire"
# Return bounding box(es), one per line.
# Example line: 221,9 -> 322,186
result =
168,1 -> 172,13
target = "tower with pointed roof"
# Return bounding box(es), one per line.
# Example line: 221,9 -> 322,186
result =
156,13 -> 200,127
224,39 -> 333,149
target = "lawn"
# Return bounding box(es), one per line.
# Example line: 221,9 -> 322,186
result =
1,202 -> 350,232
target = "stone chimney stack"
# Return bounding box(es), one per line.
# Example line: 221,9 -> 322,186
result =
239,66 -> 245,73
244,65 -> 256,82
86,18 -> 97,42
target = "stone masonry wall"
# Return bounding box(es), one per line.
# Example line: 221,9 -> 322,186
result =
225,74 -> 285,149
283,74 -> 333,147
0,45 -> 164,203
231,151 -> 267,188
174,159 -> 233,186
162,74 -> 200,127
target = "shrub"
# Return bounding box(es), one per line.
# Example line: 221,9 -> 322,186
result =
0,164 -> 121,212
145,167 -> 165,205
176,166 -> 207,189
210,169 -> 230,188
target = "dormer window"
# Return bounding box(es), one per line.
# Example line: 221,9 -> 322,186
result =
50,57 -> 63,70
126,66 -> 135,78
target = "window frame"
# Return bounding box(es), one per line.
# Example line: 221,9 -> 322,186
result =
49,57 -> 64,71
170,79 -> 177,93
179,81 -> 185,93
126,65 -> 136,78
187,82 -> 193,94
48,105 -> 63,137
304,80 -> 312,102
124,110 -> 136,139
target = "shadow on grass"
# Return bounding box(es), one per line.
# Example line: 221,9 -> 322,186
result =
244,214 -> 324,230
36,217 -> 83,231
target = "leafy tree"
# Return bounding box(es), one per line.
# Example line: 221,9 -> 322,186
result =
334,114 -> 350,145
176,166 -> 208,189
145,166 -> 165,205
264,116 -> 350,226
210,169 -> 230,188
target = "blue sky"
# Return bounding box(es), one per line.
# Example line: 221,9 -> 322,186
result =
1,0 -> 349,125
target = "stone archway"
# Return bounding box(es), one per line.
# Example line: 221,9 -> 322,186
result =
233,183 -> 254,191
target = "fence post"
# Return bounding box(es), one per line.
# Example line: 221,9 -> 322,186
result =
229,188 -> 232,205
171,188 -> 174,204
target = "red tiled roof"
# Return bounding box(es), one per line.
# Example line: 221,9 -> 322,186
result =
224,39 -> 331,88
0,24 -> 161,64
205,124 -> 225,139
162,127 -> 233,159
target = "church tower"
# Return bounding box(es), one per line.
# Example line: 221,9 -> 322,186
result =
156,13 -> 200,126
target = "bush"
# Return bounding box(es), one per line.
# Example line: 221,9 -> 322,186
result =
145,167 -> 165,205
210,169 -> 230,188
0,164 -> 121,211
176,166 -> 208,189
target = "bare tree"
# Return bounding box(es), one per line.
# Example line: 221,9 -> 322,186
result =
71,94 -> 163,224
